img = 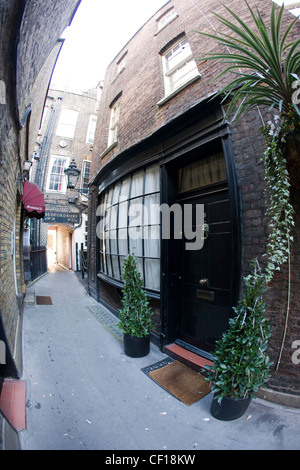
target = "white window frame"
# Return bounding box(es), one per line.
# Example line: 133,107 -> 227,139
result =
156,8 -> 178,33
46,155 -> 70,193
108,99 -> 121,148
84,218 -> 88,250
162,37 -> 200,97
56,109 -> 78,138
86,115 -> 97,144
117,56 -> 127,75
81,160 -> 91,201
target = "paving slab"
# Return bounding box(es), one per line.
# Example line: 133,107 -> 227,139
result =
19,267 -> 300,451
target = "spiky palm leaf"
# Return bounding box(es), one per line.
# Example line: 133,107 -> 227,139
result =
197,1 -> 300,122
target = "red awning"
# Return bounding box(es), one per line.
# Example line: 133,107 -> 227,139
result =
22,181 -> 45,219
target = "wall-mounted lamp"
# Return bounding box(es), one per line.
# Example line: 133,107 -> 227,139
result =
64,158 -> 93,197
17,160 -> 32,181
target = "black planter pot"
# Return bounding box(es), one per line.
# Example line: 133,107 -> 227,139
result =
210,393 -> 252,421
123,334 -> 150,358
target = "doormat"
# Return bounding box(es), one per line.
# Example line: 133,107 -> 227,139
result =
36,295 -> 53,305
141,359 -> 211,406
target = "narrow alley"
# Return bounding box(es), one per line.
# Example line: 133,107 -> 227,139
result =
19,266 -> 300,451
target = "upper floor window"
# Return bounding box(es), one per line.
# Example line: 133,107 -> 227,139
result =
117,52 -> 127,75
86,115 -> 97,144
56,109 -> 78,138
157,7 -> 178,33
108,98 -> 121,147
47,155 -> 69,192
81,160 -> 91,198
162,37 -> 199,97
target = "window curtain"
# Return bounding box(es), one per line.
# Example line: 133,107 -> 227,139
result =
179,152 -> 227,193
99,164 -> 160,291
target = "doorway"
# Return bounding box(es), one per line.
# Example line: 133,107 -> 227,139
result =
47,228 -> 57,269
164,142 -> 240,359
177,189 -> 233,355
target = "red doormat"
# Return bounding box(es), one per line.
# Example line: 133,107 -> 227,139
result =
36,295 -> 53,305
143,359 -> 211,406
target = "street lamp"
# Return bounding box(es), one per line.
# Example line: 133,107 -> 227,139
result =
17,160 -> 33,181
64,158 -> 93,196
64,158 -> 80,189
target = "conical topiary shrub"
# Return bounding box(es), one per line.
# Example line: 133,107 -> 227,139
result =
118,253 -> 153,357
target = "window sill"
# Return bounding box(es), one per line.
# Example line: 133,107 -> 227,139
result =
157,74 -> 201,107
97,271 -> 160,299
100,141 -> 118,159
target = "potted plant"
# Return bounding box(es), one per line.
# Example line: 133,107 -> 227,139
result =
118,253 -> 154,357
196,0 -> 299,419
207,263 -> 272,420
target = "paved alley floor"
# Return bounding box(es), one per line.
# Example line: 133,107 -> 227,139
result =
19,266 -> 300,451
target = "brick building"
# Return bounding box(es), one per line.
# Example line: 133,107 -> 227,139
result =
27,85 -> 100,282
88,0 -> 300,406
0,0 -> 80,403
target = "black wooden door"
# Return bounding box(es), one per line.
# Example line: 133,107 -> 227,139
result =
177,189 -> 234,355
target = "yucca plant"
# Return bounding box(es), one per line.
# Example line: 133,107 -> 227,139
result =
199,2 -> 300,407
197,1 -> 300,122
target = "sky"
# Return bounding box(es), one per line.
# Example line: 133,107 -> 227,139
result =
50,0 -> 169,92
50,0 -> 300,93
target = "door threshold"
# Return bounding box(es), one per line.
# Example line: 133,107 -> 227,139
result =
164,342 -> 213,374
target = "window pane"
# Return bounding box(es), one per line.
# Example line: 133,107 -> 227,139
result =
120,256 -> 126,277
118,201 -> 128,228
105,206 -> 111,230
144,226 -> 160,258
130,170 -> 144,198
112,183 -> 120,205
110,205 -> 118,229
144,193 -> 160,225
145,165 -> 160,194
48,157 -> 67,191
110,231 -> 118,254
104,231 -> 110,254
102,253 -> 107,274
163,38 -> 199,95
111,255 -> 120,279
86,115 -> 97,144
120,176 -> 130,201
107,255 -> 112,277
136,257 -> 144,280
108,100 -> 120,147
106,187 -> 113,207
100,253 -> 104,272
144,259 -> 160,290
56,109 -> 78,138
129,197 -> 143,227
99,164 -> 161,292
158,9 -> 177,30
81,161 -> 91,194
179,152 -> 227,192
129,227 -> 143,257
118,229 -> 128,255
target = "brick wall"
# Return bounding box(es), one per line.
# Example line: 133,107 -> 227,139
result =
29,87 -> 99,276
92,0 -> 299,180
90,0 -> 300,397
0,0 -> 80,376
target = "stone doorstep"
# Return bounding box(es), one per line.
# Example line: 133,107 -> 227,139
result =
24,288 -> 35,306
164,343 -> 213,373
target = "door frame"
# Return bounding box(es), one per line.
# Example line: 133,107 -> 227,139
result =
160,133 -> 242,352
